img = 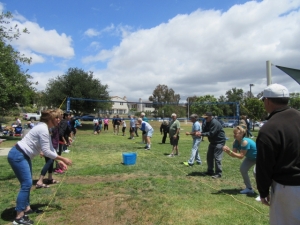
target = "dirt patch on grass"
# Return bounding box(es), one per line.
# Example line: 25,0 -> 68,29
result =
65,173 -> 143,185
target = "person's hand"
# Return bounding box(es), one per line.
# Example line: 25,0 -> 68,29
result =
195,131 -> 201,137
261,195 -> 270,206
63,157 -> 72,166
40,152 -> 44,158
58,161 -> 68,171
222,146 -> 230,153
185,132 -> 190,135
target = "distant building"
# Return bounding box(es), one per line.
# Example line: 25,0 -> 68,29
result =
99,96 -> 155,117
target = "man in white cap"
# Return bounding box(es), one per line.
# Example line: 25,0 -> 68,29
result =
256,83 -> 300,224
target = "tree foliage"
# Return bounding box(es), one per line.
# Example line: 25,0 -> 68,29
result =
243,98 -> 266,121
149,84 -> 180,110
0,11 -> 34,111
42,68 -> 110,113
190,95 -> 223,116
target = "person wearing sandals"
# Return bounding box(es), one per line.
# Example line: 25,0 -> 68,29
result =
7,110 -> 72,225
36,109 -> 63,188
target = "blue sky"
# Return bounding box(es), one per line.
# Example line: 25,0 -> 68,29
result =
1,0 -> 300,102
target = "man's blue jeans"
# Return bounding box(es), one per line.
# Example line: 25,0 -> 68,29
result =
188,138 -> 202,165
7,146 -> 32,212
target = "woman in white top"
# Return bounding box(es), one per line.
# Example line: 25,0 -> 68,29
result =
7,110 -> 72,225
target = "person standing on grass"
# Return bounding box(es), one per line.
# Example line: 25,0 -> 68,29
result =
121,118 -> 127,136
36,109 -> 63,188
7,110 -> 72,225
183,114 -> 202,165
113,115 -> 122,135
98,117 -> 103,134
197,112 -> 226,179
140,112 -> 148,144
168,113 -> 180,157
133,116 -> 139,137
103,116 -> 109,131
223,126 -> 257,194
136,118 -> 154,150
256,83 -> 300,224
129,115 -> 136,139
160,120 -> 169,144
57,112 -> 72,168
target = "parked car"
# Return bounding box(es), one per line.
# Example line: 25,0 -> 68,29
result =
259,120 -> 267,128
254,121 -> 260,127
223,120 -> 238,128
80,115 -> 95,121
72,115 -> 82,120
23,111 -> 41,121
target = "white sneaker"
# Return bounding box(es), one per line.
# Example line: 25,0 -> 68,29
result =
255,196 -> 261,201
167,154 -> 174,157
64,150 -> 70,153
240,188 -> 254,194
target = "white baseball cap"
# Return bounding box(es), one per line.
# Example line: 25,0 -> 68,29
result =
260,83 -> 289,99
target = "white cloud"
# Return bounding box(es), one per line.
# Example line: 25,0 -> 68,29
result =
0,2 -> 4,12
11,21 -> 74,58
2,13 -> 75,61
30,70 -> 63,91
86,0 -> 300,101
84,28 -> 100,37
84,24 -> 116,38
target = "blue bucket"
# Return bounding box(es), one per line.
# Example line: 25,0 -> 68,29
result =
122,152 -> 137,165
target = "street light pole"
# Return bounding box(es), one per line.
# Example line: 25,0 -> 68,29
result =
249,84 -> 254,97
187,97 -> 189,119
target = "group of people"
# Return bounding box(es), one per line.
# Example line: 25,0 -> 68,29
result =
128,112 -> 154,150
7,109 -> 73,225
219,83 -> 300,224
6,83 -> 300,224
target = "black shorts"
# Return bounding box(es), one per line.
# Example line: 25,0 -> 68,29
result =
170,136 -> 179,146
130,127 -> 135,133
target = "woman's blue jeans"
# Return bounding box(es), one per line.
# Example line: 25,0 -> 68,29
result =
7,146 -> 32,212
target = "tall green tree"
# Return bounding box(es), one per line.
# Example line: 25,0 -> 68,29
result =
243,98 -> 266,121
149,84 -> 180,110
43,68 -> 110,113
225,88 -> 244,116
190,95 -> 223,116
0,11 -> 34,111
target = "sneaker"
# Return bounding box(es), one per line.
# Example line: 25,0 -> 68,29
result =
144,145 -> 148,149
174,153 -> 180,156
183,162 -> 193,166
251,136 -> 254,139
145,147 -> 150,150
168,154 -> 174,157
13,215 -> 34,225
212,174 -> 222,179
255,196 -> 261,202
240,188 -> 254,194
63,149 -> 70,153
196,162 -> 202,165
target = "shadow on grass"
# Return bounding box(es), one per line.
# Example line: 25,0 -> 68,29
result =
212,188 -> 241,195
1,203 -> 48,222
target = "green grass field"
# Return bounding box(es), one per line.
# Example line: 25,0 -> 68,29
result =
0,121 -> 269,225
